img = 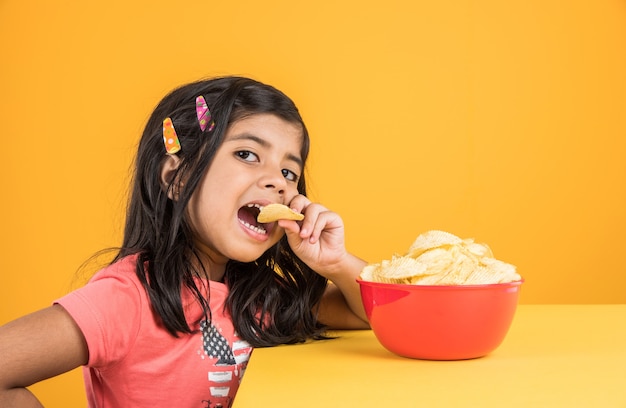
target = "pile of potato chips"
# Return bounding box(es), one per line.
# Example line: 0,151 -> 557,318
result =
359,230 -> 521,285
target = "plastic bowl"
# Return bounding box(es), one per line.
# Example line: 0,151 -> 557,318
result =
357,279 -> 523,360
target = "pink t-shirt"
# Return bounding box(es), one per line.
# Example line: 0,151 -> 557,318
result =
55,254 -> 253,408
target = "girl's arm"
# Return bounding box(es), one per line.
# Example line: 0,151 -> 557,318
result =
279,196 -> 370,329
0,305 -> 88,407
314,253 -> 371,329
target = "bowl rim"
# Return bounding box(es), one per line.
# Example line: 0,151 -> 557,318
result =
356,278 -> 524,290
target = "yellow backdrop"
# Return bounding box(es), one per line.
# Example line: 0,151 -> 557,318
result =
1,0 -> 625,406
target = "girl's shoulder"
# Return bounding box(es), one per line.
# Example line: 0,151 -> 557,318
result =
55,253 -> 149,366
89,253 -> 142,283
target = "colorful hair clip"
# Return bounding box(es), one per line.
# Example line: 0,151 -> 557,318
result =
163,117 -> 181,154
196,95 -> 215,132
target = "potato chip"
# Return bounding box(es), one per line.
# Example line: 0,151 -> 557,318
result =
407,230 -> 463,258
368,256 -> 430,283
359,230 -> 521,285
257,203 -> 304,223
463,241 -> 494,258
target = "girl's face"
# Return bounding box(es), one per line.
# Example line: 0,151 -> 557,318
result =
187,113 -> 304,276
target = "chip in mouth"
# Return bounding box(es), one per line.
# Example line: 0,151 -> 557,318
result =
257,203 -> 304,223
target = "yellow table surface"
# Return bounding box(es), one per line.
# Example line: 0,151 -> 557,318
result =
234,305 -> 626,407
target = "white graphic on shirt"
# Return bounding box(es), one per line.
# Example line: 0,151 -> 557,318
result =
199,320 -> 253,408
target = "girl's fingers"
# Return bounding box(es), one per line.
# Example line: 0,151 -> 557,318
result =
277,219 -> 300,235
306,210 -> 338,243
286,195 -> 310,215
286,195 -> 324,237
300,204 -> 329,239
284,195 -> 343,245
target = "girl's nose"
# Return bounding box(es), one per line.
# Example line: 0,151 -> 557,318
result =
260,169 -> 287,195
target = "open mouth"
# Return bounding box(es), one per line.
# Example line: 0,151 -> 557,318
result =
238,203 -> 272,235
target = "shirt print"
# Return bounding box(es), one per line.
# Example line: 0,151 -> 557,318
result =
199,320 -> 253,408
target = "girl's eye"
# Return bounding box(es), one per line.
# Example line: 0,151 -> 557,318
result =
282,169 -> 299,182
236,151 -> 258,162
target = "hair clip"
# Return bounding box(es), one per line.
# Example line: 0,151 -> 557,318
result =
163,117 -> 181,154
196,96 -> 215,132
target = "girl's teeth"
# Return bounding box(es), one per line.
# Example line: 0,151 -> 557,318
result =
239,219 -> 267,235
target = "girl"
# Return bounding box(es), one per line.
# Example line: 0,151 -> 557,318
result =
0,76 -> 369,407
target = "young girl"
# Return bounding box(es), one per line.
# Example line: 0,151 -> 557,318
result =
0,76 -> 369,407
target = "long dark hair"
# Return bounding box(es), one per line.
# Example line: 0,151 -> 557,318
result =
115,76 -> 328,347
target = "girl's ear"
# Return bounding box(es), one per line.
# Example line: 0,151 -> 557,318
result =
160,154 -> 182,200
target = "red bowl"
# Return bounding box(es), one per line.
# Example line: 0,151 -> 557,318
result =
357,279 -> 523,360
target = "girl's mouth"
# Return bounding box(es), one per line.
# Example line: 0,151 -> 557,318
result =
237,203 -> 274,236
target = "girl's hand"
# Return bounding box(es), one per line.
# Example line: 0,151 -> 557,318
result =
278,195 -> 347,278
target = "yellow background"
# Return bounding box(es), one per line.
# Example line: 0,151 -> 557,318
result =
1,0 -> 625,406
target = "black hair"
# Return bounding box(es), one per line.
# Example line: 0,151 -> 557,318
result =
114,76 -> 328,347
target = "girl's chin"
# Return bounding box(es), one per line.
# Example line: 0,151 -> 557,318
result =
230,252 -> 267,264
229,240 -> 283,263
